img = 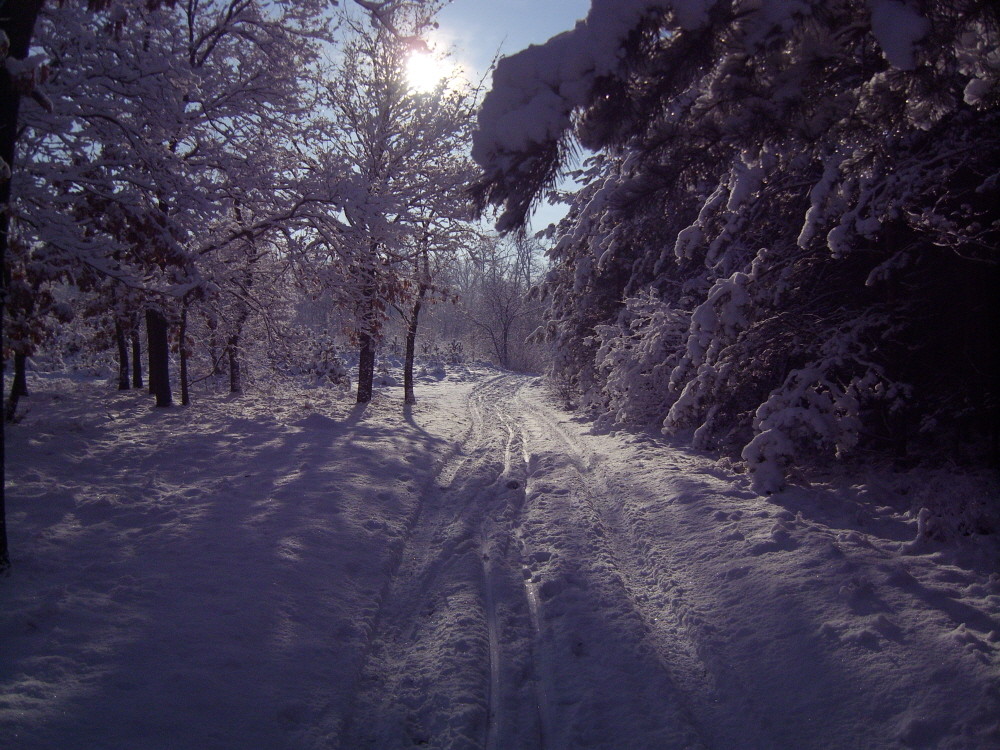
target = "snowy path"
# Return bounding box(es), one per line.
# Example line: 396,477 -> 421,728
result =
335,374 -> 703,749
3,370 -> 999,750
336,375 -> 532,748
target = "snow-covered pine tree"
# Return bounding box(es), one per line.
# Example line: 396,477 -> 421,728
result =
473,0 -> 999,492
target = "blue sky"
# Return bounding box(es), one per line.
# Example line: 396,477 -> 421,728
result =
434,0 -> 592,233
435,0 -> 591,79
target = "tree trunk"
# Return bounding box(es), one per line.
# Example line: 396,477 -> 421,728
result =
357,332 -> 375,404
148,322 -> 158,395
131,329 -> 143,388
355,258 -> 382,405
115,321 -> 130,390
403,315 -> 419,405
4,353 -> 28,422
179,304 -> 190,406
146,309 -> 172,408
11,353 -> 27,399
228,334 -> 242,394
209,327 -> 224,376
0,0 -> 45,575
404,260 -> 430,405
403,313 -> 420,405
500,324 -> 511,370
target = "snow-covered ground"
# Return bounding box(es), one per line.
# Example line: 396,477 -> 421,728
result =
2,369 -> 998,749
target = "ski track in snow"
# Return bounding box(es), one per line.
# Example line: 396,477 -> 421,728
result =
335,375 -> 543,749
334,374 -> 707,749
2,370 -> 999,750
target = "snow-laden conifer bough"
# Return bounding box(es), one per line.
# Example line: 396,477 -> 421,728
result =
472,0 -> 999,495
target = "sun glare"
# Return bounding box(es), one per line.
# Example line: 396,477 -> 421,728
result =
405,51 -> 446,94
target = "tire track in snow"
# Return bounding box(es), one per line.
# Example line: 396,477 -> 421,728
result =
481,413 -> 519,750
481,409 -> 551,750
336,372 -> 713,749
327,375 -> 499,747
481,534 -> 503,750
513,382 -> 711,749
517,383 -> 781,748
335,374 -> 542,749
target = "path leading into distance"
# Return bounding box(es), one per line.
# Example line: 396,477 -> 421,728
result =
334,374 -> 718,749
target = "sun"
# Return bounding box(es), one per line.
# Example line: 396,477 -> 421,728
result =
405,51 -> 446,94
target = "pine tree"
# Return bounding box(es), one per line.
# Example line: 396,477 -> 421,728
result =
474,0 -> 1000,491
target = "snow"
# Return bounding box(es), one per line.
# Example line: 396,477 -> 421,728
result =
867,0 -> 931,70
797,152 -> 845,249
964,77 -> 992,106
3,370 -> 999,748
474,0 -> 929,175
674,184 -> 726,261
474,1 -> 715,162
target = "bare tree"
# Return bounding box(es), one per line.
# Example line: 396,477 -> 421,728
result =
466,235 -> 545,371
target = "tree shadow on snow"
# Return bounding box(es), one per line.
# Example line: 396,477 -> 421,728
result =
2,380 -> 448,749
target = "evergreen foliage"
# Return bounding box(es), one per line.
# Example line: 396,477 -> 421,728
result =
474,0 -> 1000,492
